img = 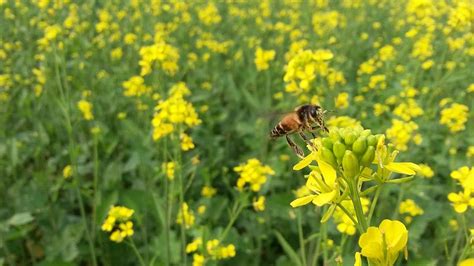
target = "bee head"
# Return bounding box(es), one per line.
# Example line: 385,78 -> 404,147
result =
309,105 -> 322,119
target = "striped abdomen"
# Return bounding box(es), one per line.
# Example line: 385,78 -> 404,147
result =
270,113 -> 301,139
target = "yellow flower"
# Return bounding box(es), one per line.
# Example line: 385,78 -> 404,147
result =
254,47 -> 276,71
176,203 -> 195,229
386,119 -> 420,151
459,259 -> 474,266
77,99 -> 94,120
192,253 -> 205,266
201,186 -> 217,198
235,158 -> 274,192
101,205 -> 135,243
440,103 -> 469,133
63,165 -> 72,179
335,92 -> 349,109
110,230 -> 124,243
358,219 -> 408,266
418,164 -> 434,178
399,199 -> 424,217
450,166 -> 474,191
253,196 -> 265,212
186,237 -> 202,253
180,133 -> 195,151
290,158 -> 340,208
122,76 -> 151,97
119,221 -> 134,237
448,190 -> 474,213
198,3 -> 221,25
164,162 -> 175,180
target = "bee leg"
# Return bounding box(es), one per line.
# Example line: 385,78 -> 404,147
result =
299,131 -> 317,151
286,135 -> 304,158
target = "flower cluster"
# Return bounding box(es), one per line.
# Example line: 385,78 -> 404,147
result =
139,41 -> 179,76
234,158 -> 274,192
440,103 -> 469,133
448,166 -> 474,213
186,237 -> 236,266
254,47 -> 276,71
101,205 -> 135,243
332,198 -> 369,236
122,76 -> 151,97
176,202 -> 195,229
77,99 -> 94,121
399,199 -> 424,224
151,83 -> 201,141
284,49 -> 345,96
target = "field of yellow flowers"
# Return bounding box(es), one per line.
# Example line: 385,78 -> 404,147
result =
1,0 -> 473,265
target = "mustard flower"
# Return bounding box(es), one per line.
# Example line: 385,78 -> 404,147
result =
180,133 -> 195,151
335,92 -> 349,109
101,205 -> 135,243
254,47 -> 276,71
253,196 -> 266,212
440,103 -> 469,133
122,76 -> 151,97
448,190 -> 474,213
234,158 -> 274,192
357,219 -> 408,266
198,3 -> 221,25
62,165 -> 72,179
201,186 -> 217,198
77,99 -> 94,120
176,203 -> 195,229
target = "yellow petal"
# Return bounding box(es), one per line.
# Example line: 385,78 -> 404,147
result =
359,227 -> 383,248
361,242 -> 384,259
290,195 -> 316,208
379,219 -> 408,253
312,190 -> 337,206
354,252 -> 362,266
454,203 -> 468,213
316,158 -> 337,185
384,162 -> 418,175
293,153 -> 315,170
459,258 -> 474,266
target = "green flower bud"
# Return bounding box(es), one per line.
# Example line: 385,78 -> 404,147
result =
342,150 -> 359,179
344,132 -> 358,146
321,147 -> 338,168
333,141 -> 346,159
367,135 -> 377,146
360,146 -> 375,166
352,136 -> 367,155
329,129 -> 342,142
360,129 -> 372,137
322,138 -> 334,150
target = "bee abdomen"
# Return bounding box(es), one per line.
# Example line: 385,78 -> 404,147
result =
270,123 -> 288,138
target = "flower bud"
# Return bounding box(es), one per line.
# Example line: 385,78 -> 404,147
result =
333,141 -> 346,159
344,132 -> 358,146
329,129 -> 342,142
322,138 -> 334,150
352,136 -> 367,155
360,146 -> 375,166
367,135 -> 377,146
321,147 -> 338,168
360,129 -> 372,137
342,150 -> 360,179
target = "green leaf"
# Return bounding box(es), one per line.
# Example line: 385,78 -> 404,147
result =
7,212 -> 34,226
273,230 -> 303,266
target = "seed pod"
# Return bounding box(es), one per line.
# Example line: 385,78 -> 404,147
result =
367,135 -> 377,147
321,147 -> 338,168
344,132 -> 358,146
333,141 -> 346,159
361,146 -> 375,166
342,150 -> 359,179
352,136 -> 367,155
322,138 -> 334,150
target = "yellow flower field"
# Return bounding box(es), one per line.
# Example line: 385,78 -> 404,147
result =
0,0 -> 473,265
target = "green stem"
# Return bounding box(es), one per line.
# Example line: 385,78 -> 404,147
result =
175,131 -> 187,266
297,210 -> 307,266
336,203 -> 360,232
128,238 -> 146,266
92,135 -> 99,240
448,225 -> 462,266
219,199 -> 245,242
367,186 -> 382,226
349,177 -> 368,232
53,46 -> 97,266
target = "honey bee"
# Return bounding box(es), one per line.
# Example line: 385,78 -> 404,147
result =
270,104 -> 329,158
